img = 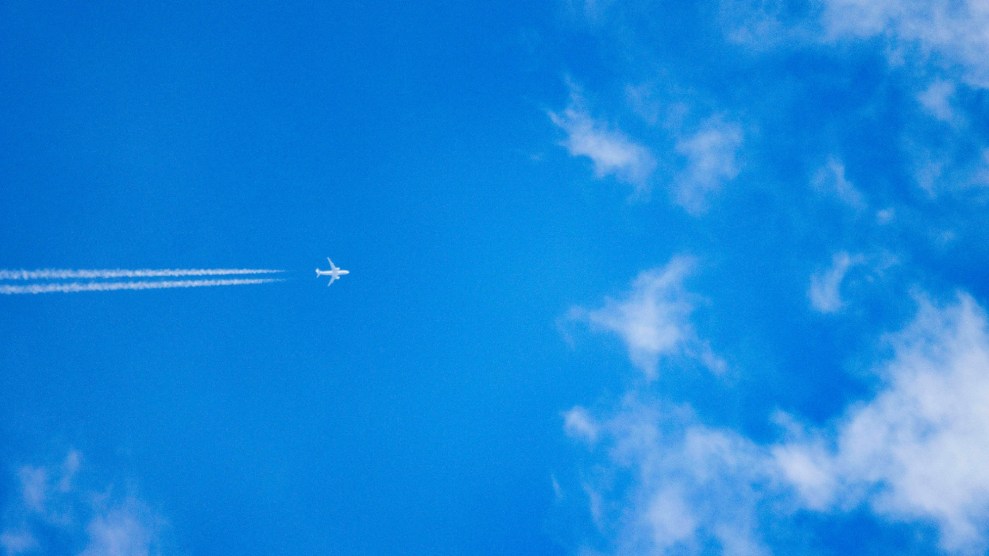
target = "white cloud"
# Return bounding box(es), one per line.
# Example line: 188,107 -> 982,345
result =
918,79 -> 960,123
550,93 -> 657,191
81,498 -> 163,556
17,467 -> 48,515
776,293 -> 989,553
674,118 -> 743,214
876,207 -> 895,224
60,450 -> 81,492
569,257 -> 723,378
719,0 -> 818,50
808,251 -> 865,314
0,530 -> 37,555
550,84 -> 743,213
1,451 -> 166,556
719,0 -> 785,48
564,406 -> 600,444
562,260 -> 769,553
771,438 -> 840,511
566,266 -> 989,552
812,157 -> 866,210
906,141 -> 989,197
571,398 -> 773,555
822,0 -> 989,88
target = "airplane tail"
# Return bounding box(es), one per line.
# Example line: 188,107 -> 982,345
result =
315,268 -> 319,277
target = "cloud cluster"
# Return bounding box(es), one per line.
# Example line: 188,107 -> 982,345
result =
550,2 -> 989,553
564,256 -> 989,553
822,0 -> 989,88
550,88 -> 743,213
775,293 -> 989,553
1,451 -> 165,556
563,260 -> 770,553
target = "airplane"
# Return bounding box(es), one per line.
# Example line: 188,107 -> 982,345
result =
316,258 -> 350,286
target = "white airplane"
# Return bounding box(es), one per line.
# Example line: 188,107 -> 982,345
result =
315,258 -> 350,286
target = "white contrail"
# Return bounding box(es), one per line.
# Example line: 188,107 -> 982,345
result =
0,278 -> 284,295
0,268 -> 283,280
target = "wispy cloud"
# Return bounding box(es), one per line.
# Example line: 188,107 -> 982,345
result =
812,157 -> 866,210
17,467 -> 49,515
1,450 -> 166,556
719,0 -> 815,49
566,398 -> 772,555
907,142 -> 989,198
549,91 -> 657,192
0,530 -> 37,555
674,118 -> 743,215
80,498 -> 164,556
550,82 -> 743,213
567,257 -> 724,378
807,251 -> 866,313
918,79 -> 961,123
821,0 -> 989,88
563,406 -> 600,444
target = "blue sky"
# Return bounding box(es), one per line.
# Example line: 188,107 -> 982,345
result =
3,1 -> 989,554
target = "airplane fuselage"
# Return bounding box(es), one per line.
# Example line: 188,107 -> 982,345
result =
315,269 -> 349,278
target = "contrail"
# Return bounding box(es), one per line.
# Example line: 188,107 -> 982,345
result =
0,278 -> 283,295
0,268 -> 284,280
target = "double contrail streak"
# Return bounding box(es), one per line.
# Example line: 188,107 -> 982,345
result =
0,267 -> 287,295
0,278 -> 284,295
0,269 -> 284,280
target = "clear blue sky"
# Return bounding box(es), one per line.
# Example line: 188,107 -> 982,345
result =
3,2 -> 989,555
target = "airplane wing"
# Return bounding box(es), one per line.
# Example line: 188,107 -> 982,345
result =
327,257 -> 339,271
327,275 -> 337,286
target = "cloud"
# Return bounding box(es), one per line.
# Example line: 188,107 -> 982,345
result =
771,436 -> 838,512
907,140 -> 989,197
673,118 -> 743,215
564,407 -> 600,444
719,0 -> 817,49
17,467 -> 49,515
549,92 -> 657,191
549,82 -> 743,213
567,398 -> 773,555
566,263 -> 989,552
1,451 -> 166,556
807,251 -> 866,313
776,293 -> 989,553
812,157 -> 866,210
80,499 -> 164,556
821,0 -> 989,88
553,5 -> 989,552
0,530 -> 37,555
918,79 -> 960,123
722,1 -> 989,199
568,257 -> 724,378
